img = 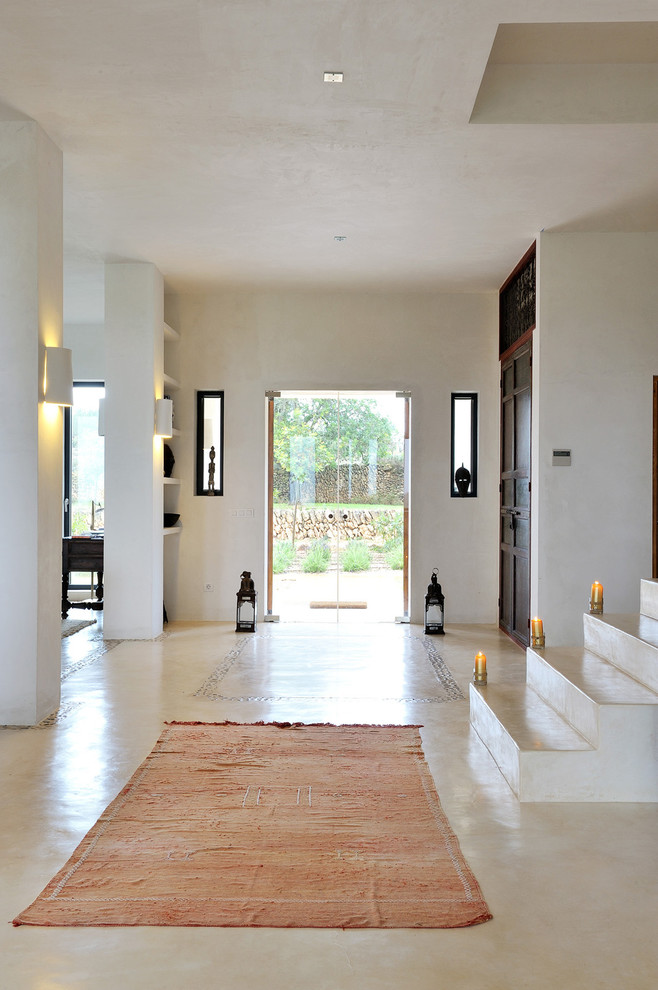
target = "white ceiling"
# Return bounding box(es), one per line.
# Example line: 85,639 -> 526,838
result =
1,1 -> 657,324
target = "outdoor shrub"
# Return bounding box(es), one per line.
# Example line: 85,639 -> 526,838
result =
272,541 -> 295,574
341,540 -> 371,572
375,510 -> 403,550
385,543 -> 404,570
302,539 -> 331,573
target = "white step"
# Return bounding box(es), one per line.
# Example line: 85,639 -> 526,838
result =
469,680 -> 658,802
469,582 -> 658,802
584,612 -> 658,692
526,645 -> 658,746
640,578 -> 658,620
469,683 -> 590,801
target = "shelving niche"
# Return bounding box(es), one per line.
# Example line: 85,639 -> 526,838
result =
163,322 -> 181,534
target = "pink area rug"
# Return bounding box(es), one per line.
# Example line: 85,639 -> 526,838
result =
14,721 -> 491,928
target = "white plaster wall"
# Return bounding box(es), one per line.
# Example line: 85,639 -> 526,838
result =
64,323 -> 104,380
104,263 -> 164,639
164,287 -> 499,624
533,232 -> 658,646
36,126 -> 65,718
0,121 -> 62,724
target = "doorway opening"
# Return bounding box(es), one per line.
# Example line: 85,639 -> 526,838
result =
267,390 -> 410,623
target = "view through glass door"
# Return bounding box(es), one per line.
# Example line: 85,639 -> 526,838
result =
268,390 -> 409,622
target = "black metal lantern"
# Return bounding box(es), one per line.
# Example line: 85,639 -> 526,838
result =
236,570 -> 257,632
424,569 -> 445,635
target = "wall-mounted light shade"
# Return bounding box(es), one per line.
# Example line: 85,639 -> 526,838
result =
98,397 -> 105,436
155,397 -> 173,437
44,347 -> 73,406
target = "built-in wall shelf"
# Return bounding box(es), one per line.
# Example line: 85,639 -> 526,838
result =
163,319 -> 180,621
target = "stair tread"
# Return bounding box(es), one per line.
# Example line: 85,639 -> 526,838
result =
590,612 -> 658,649
472,684 -> 593,753
531,646 -> 658,705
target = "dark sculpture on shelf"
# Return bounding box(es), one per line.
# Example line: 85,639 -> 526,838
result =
163,443 -> 175,478
454,463 -> 471,497
208,445 -> 216,494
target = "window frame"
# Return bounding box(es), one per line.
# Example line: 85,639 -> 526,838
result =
450,391 -> 478,498
195,389 -> 225,496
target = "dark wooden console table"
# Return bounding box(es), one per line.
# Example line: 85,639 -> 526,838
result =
62,536 -> 104,618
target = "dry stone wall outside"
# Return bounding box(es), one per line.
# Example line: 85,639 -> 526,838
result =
273,507 -> 400,543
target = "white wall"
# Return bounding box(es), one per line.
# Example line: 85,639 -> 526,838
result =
533,232 -> 658,646
164,287 -> 500,625
64,323 -> 104,380
0,121 -> 63,724
104,263 -> 164,639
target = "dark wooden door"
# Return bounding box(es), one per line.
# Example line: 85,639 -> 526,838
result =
651,375 -> 658,578
499,341 -> 532,645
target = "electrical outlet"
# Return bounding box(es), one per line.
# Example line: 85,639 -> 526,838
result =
204,583 -> 214,593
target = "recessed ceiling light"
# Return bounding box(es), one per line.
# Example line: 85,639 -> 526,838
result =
324,72 -> 344,83
334,235 -> 347,242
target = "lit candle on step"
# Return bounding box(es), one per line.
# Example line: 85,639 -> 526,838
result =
531,617 -> 545,648
473,651 -> 487,685
590,581 -> 603,613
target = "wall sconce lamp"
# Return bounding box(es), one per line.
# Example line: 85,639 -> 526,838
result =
43,347 -> 73,406
155,397 -> 173,438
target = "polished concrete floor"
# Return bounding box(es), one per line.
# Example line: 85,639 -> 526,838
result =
2,619 -> 657,989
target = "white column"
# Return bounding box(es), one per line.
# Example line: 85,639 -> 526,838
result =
0,121 -> 63,724
104,263 -> 164,638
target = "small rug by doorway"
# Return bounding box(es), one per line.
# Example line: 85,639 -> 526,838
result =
14,721 -> 491,929
61,618 -> 96,639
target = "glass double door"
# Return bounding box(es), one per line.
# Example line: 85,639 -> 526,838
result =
267,390 -> 409,623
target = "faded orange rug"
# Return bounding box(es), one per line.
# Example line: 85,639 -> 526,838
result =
14,722 -> 491,929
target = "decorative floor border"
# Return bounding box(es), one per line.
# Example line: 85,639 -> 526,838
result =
194,632 -> 465,705
415,636 -> 465,701
193,637 -> 253,700
61,629 -> 169,683
1,701 -> 85,730
61,640 -> 122,682
36,702 -> 85,727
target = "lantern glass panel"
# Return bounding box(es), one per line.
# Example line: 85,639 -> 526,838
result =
426,604 -> 443,625
236,597 -> 257,632
238,600 -> 255,624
